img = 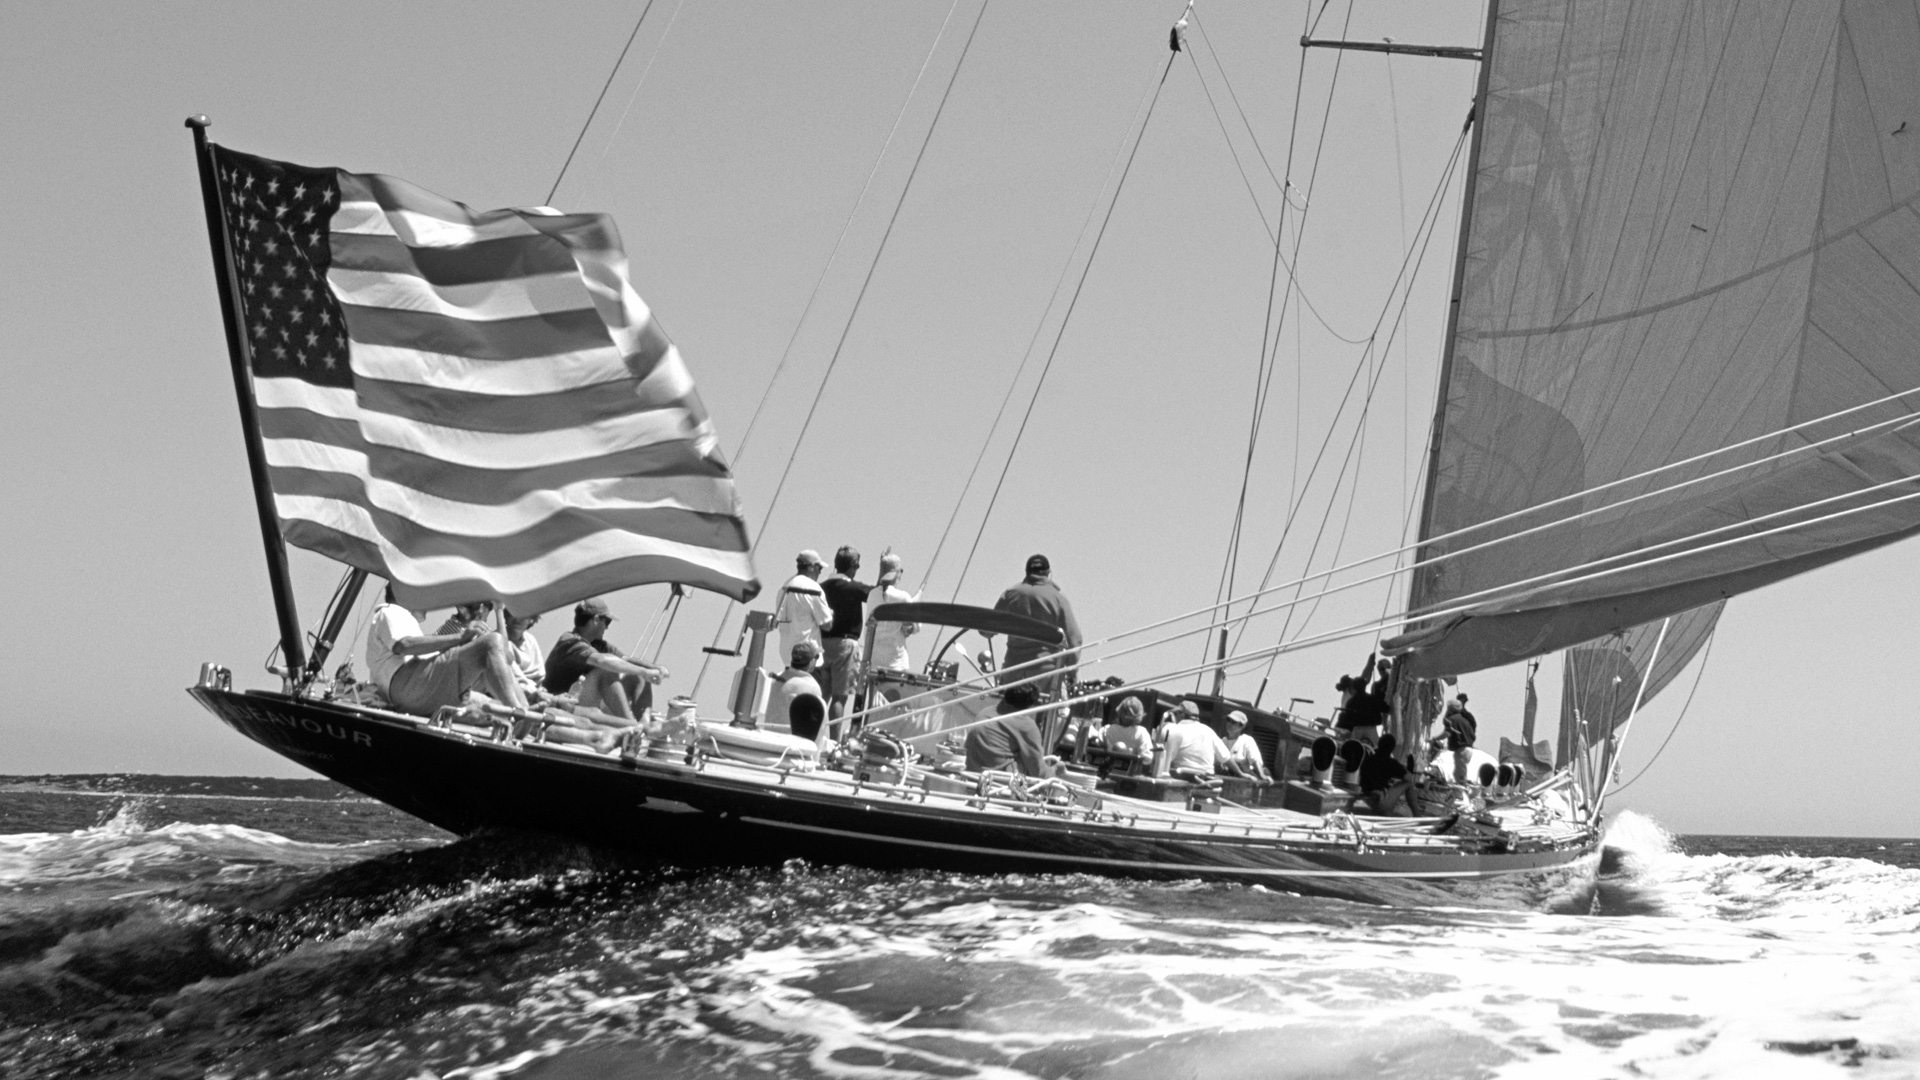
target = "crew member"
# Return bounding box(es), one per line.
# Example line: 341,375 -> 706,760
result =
502,607 -> 544,700
776,550 -> 832,673
965,683 -> 1050,776
1223,710 -> 1271,782
767,641 -> 827,745
866,552 -> 919,676
992,554 -> 1084,698
542,598 -> 668,725
365,586 -> 531,718
1157,701 -> 1247,783
819,546 -> 875,733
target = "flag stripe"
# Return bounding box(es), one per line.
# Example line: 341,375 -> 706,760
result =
285,518 -> 754,615
331,231 -> 577,287
264,439 -> 748,518
350,342 -> 639,395
215,146 -> 761,606
341,302 -> 611,360
270,469 -> 748,555
354,376 -> 680,435
329,267 -> 594,322
277,497 -> 756,593
261,431 -> 727,504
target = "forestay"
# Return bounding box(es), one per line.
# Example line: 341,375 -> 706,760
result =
1397,1 -> 1920,678
209,146 -> 760,613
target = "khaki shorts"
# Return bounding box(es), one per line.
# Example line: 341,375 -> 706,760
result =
387,641 -> 488,715
821,637 -> 860,698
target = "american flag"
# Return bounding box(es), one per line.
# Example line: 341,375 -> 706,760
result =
210,145 -> 760,613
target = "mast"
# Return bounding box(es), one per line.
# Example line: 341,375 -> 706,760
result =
1409,0 -> 1498,628
1390,3 -> 1497,751
186,116 -> 307,677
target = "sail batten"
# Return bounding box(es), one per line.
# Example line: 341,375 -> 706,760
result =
1404,0 -> 1920,680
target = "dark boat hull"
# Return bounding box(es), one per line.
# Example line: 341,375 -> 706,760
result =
191,687 -> 1599,910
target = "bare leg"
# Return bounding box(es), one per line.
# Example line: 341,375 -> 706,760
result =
578,668 -> 638,723
461,633 -> 529,711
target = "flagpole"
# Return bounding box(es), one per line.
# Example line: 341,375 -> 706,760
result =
186,115 -> 307,678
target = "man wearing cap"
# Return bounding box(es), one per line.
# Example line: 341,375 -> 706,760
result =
542,598 -> 669,723
776,550 -> 833,675
1222,710 -> 1272,782
1157,700 -> 1249,783
766,641 -> 827,746
991,554 -> 1083,697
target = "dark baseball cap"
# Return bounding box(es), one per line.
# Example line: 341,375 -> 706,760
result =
1025,554 -> 1050,575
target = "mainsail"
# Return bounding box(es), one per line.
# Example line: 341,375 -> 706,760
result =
1398,1 -> 1920,679
207,146 -> 760,614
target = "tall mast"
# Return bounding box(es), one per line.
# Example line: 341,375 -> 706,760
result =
1408,0 -> 1500,624
186,116 -> 307,676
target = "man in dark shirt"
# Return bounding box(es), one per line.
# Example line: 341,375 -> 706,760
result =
818,545 -> 874,733
542,598 -> 668,724
965,683 -> 1050,776
991,554 -> 1083,696
1358,732 -> 1414,815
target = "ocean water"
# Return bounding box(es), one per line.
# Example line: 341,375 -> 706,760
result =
1,777 -> 1915,1079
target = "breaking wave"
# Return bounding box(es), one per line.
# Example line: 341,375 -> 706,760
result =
0,802 -> 1914,1078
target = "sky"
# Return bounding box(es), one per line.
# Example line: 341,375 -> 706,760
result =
1,0 -> 1914,838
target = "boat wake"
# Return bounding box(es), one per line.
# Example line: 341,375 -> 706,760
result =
0,811 -> 1915,1078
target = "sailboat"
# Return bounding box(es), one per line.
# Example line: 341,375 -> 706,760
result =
184,1 -> 1920,910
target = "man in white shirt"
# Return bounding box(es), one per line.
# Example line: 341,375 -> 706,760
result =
1222,710 -> 1272,782
776,550 -> 832,672
1157,701 -> 1249,782
866,552 -> 919,675
502,607 -> 544,699
365,586 -> 531,717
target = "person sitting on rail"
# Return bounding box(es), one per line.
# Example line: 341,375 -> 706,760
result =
502,607 -> 545,701
966,682 -> 1052,777
436,600 -> 494,636
1222,710 -> 1272,782
1357,732 -> 1415,816
542,598 -> 668,726
366,587 -> 532,718
766,641 -> 828,745
1157,701 -> 1249,784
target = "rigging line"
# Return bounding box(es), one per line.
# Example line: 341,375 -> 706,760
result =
863,464 -> 1903,728
728,0 -> 967,471
595,0 -> 687,165
1281,143 -> 1456,648
1610,627 -> 1716,794
547,0 -> 657,205
919,43 -> 1170,594
1238,126 -> 1468,641
1221,0 -> 1358,628
1207,0 -> 1323,667
1189,9 -> 1283,194
948,45 -> 1182,603
692,0 -> 994,695
1186,14 -> 1369,345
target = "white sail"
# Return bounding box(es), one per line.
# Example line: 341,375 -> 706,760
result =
1400,1 -> 1920,679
